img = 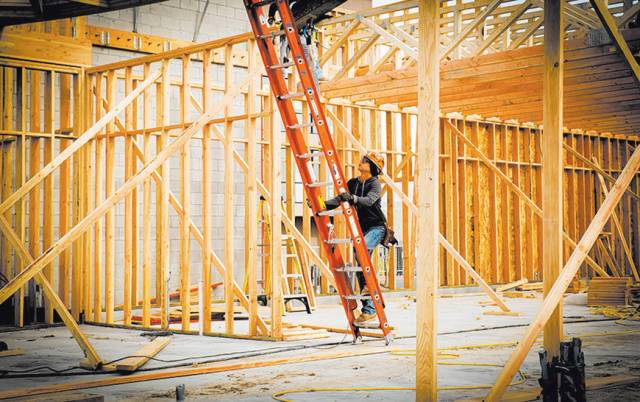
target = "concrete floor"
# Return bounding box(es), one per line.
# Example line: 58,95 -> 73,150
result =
1,291 -> 639,401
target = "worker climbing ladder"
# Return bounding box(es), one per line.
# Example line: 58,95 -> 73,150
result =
243,0 -> 393,344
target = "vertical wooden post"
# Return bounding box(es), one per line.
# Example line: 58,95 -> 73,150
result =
416,2 -> 439,401
386,111 -> 396,290
223,44 -> 235,335
542,0 -> 564,358
180,56 -> 191,331
104,71 -> 115,323
270,93 -> 283,340
93,73 -> 103,322
201,51 -> 212,333
142,64 -> 151,327
28,70 -> 41,324
401,113 -> 412,289
16,68 -> 26,326
124,66 -> 133,326
158,60 -> 170,329
59,73 -> 71,308
43,70 -> 55,323
246,41 -> 259,336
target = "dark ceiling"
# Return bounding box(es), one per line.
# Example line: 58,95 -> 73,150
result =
0,0 -> 167,27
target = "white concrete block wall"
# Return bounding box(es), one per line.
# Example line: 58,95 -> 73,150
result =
86,1 -> 254,303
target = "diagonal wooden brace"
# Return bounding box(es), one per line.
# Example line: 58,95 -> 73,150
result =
445,119 -> 610,278
0,74 -> 251,316
328,109 -> 510,312
129,139 -> 270,335
0,215 -> 102,368
485,141 -> 640,401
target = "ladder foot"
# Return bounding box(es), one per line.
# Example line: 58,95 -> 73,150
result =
352,335 -> 363,345
384,333 -> 394,346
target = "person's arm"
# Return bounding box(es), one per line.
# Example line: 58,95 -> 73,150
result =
353,179 -> 381,207
324,195 -> 341,210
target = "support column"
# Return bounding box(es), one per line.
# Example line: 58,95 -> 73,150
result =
542,0 -> 564,359
416,1 -> 439,401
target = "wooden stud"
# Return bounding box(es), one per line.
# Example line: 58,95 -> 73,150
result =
223,44 -> 235,335
180,56 -> 191,331
416,2 -> 439,400
141,64 -> 151,327
542,0 -> 564,359
246,41 -> 259,336
201,51 -> 212,333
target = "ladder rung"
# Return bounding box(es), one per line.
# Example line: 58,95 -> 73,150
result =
284,273 -> 303,278
270,61 -> 295,70
284,294 -> 309,299
326,238 -> 352,245
317,209 -> 344,217
258,30 -> 286,39
297,151 -> 323,159
278,92 -> 304,100
288,122 -> 314,130
282,234 -> 292,240
307,180 -> 333,188
284,253 -> 298,258
335,264 -> 361,273
249,0 -> 276,8
343,294 -> 372,300
353,321 -> 381,329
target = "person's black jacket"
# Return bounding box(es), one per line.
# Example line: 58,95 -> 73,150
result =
325,176 -> 385,233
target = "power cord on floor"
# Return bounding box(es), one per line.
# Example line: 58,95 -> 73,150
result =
0,317 -> 634,379
271,362 -> 527,401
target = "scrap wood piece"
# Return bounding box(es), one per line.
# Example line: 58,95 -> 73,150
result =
482,311 -> 523,317
101,337 -> 171,373
0,348 -> 25,358
0,348 -> 388,399
502,291 -> 537,299
496,279 -> 529,292
295,323 -> 390,339
516,282 -> 543,291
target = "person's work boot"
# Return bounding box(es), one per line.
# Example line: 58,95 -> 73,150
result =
354,312 -> 377,324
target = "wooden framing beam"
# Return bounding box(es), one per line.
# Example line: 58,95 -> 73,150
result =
416,2 -> 439,400
327,110 -> 510,311
590,0 -> 640,86
542,0 -> 564,363
0,74 -> 251,310
445,119 -> 609,278
486,142 -> 640,401
440,0 -> 502,60
356,16 -> 417,59
0,214 -> 103,367
471,0 -> 533,57
594,159 -> 640,282
0,70 -> 161,217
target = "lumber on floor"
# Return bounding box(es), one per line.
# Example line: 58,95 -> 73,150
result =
0,349 -> 388,399
102,337 -> 171,373
587,277 -> 632,306
0,348 -> 25,358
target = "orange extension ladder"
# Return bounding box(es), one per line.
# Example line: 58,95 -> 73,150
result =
243,0 -> 393,344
